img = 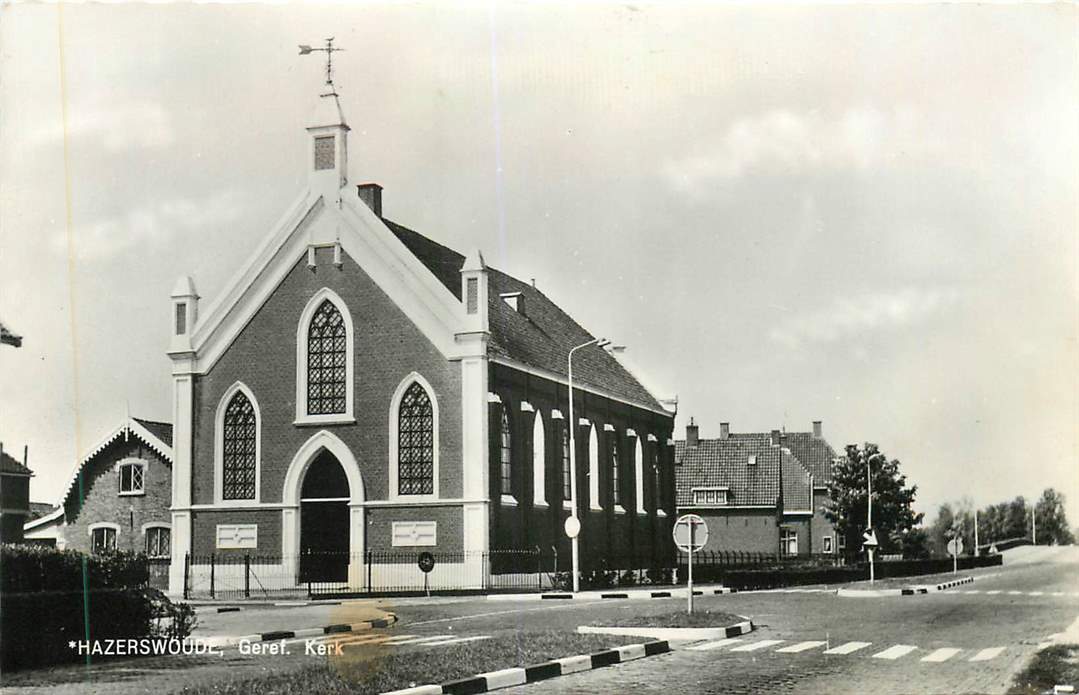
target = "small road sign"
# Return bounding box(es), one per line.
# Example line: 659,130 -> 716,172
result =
673,514 -> 709,552
947,538 -> 964,557
417,551 -> 435,573
862,529 -> 879,548
564,516 -> 581,539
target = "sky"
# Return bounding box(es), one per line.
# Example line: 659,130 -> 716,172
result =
1,3 -> 1076,528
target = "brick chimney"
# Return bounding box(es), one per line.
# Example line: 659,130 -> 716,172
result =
770,429 -> 781,446
357,183 -> 383,216
812,420 -> 822,438
686,418 -> 699,448
719,422 -> 730,440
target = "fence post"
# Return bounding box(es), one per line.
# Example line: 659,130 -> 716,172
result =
210,553 -> 216,600
365,549 -> 372,595
183,552 -> 190,600
244,554 -> 250,599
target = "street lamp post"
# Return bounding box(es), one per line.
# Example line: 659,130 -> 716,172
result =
867,454 -> 874,584
566,337 -> 619,593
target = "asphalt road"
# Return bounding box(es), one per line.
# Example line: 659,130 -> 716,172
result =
5,546 -> 1076,695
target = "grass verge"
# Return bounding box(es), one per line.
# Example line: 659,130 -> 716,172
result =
1009,644 -> 1079,694
586,608 -> 743,629
844,570 -> 975,591
178,629 -> 641,695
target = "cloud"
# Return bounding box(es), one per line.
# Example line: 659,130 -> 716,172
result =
49,190 -> 246,262
662,106 -> 921,196
769,286 -> 963,349
20,99 -> 176,154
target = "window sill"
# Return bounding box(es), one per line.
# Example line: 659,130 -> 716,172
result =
636,506 -> 647,515
589,504 -> 603,512
614,504 -> 626,515
562,500 -> 574,511
213,499 -> 262,508
293,414 -> 356,427
533,500 -> 549,509
656,509 -> 668,517
119,491 -> 146,497
500,494 -> 518,507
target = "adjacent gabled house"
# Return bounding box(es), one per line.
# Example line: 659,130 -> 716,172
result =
166,84 -> 676,595
675,420 -> 841,556
23,417 -> 173,562
1,446 -> 33,543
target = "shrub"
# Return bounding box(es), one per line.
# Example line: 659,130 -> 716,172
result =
1,544 -> 148,593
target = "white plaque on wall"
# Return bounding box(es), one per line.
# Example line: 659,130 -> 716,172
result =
391,521 -> 437,547
216,524 -> 257,549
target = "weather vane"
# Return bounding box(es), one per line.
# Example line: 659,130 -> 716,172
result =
298,37 -> 345,97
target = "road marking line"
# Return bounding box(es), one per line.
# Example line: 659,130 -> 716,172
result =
966,590 -> 981,594
1007,591 -> 1023,595
687,638 -> 744,651
383,635 -> 454,645
730,640 -> 784,652
1029,591 -> 1044,596
824,641 -> 872,655
872,645 -> 918,660
417,635 -> 493,647
339,635 -> 403,647
1051,592 -> 1064,597
921,648 -> 962,663
776,641 -> 827,653
407,600 -> 605,627
986,590 -> 1002,595
969,647 -> 1005,662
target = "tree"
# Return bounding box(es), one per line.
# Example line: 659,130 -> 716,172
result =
1034,488 -> 1075,545
824,443 -> 924,558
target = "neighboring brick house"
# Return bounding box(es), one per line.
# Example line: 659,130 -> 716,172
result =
166,86 -> 676,595
675,420 -> 841,556
1,447 -> 33,543
23,417 -> 173,562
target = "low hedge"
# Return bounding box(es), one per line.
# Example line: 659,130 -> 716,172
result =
1,544 -> 148,593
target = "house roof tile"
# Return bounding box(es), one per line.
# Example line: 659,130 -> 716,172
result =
1,450 -> 32,476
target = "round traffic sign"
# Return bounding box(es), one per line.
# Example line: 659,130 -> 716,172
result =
672,513 -> 709,552
946,538 -> 964,557
564,516 -> 581,539
417,551 -> 435,573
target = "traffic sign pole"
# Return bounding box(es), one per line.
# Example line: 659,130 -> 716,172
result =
688,524 -> 694,615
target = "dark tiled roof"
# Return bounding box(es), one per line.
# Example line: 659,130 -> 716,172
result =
781,432 -> 839,486
384,219 -> 665,412
0,450 -> 32,475
675,438 -> 784,507
781,452 -> 812,511
133,418 -> 173,448
28,502 -> 57,520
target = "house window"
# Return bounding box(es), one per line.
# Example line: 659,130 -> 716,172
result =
500,408 -> 512,496
838,535 -> 847,551
823,536 -> 834,554
222,390 -> 257,500
652,449 -> 661,513
781,527 -> 798,556
118,460 -> 145,495
307,300 -> 347,415
692,488 -> 728,506
145,527 -> 171,558
561,426 -> 572,501
91,526 -> 117,554
611,436 -> 620,506
398,382 -> 434,495
314,135 -> 335,170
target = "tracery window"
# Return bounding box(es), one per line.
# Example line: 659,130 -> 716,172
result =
307,300 -> 347,415
398,382 -> 434,495
500,409 -> 513,496
222,391 -> 257,500
561,426 -> 572,501
611,436 -> 621,506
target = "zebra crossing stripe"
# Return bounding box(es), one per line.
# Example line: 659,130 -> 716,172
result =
824,641 -> 872,655
872,645 -> 918,660
687,638 -> 744,651
775,641 -> 827,653
730,640 -> 784,652
969,647 -> 1005,662
921,648 -> 962,663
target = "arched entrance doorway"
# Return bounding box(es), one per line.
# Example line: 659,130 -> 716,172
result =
299,450 -> 350,582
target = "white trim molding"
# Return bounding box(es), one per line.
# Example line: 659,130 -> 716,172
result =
647,434 -> 657,442
294,287 -> 356,425
532,411 -> 546,507
519,401 -> 534,413
550,409 -> 564,420
487,392 -> 502,403
603,423 -> 615,432
634,438 -> 645,514
140,521 -> 172,534
214,381 -> 262,505
388,372 -> 440,502
88,522 -> 121,537
588,424 -> 601,511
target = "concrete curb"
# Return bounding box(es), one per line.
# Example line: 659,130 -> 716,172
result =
487,585 -> 735,602
578,616 -> 754,642
380,639 -> 672,695
837,576 -> 975,598
200,613 -> 397,649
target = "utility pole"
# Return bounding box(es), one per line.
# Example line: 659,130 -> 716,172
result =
867,454 -> 874,583
974,508 -> 979,556
1032,506 -> 1037,545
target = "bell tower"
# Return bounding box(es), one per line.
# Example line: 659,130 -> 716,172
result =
300,38 -> 350,204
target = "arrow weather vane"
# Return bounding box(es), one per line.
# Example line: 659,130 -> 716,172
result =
299,37 -> 345,97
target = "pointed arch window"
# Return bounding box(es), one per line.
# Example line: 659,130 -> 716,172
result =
611,434 -> 621,507
398,382 -> 435,495
561,425 -> 572,502
500,409 -> 513,497
222,390 -> 258,500
307,300 -> 347,415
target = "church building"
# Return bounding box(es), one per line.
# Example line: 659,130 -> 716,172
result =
167,74 -> 676,595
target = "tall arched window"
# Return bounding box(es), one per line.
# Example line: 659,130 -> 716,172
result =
634,437 -> 645,513
532,413 -> 546,506
500,408 -> 513,497
222,390 -> 257,500
561,425 -> 572,502
398,382 -> 434,495
611,434 -> 621,507
588,425 -> 601,510
307,300 -> 347,415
